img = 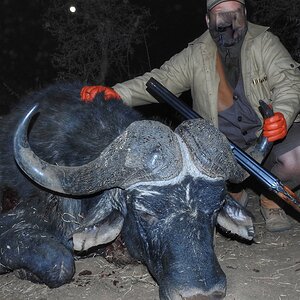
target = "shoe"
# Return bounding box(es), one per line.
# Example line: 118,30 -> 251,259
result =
260,206 -> 292,232
230,190 -> 248,207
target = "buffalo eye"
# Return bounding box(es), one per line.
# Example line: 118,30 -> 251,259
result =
137,210 -> 159,226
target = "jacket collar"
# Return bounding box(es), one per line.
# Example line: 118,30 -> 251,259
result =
246,22 -> 269,40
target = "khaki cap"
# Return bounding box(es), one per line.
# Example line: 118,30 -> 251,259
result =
207,0 -> 245,11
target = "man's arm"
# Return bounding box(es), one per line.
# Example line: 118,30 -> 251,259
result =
262,31 -> 300,129
112,46 -> 193,107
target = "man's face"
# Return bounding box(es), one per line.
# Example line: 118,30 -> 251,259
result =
207,1 -> 247,48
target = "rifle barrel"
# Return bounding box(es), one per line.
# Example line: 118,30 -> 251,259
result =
146,77 -> 300,212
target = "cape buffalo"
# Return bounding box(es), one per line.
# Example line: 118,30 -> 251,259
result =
0,82 -> 254,299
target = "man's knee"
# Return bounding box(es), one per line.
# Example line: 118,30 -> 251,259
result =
278,146 -> 300,172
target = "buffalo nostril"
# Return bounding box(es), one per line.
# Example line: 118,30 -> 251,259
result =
210,291 -> 226,299
182,291 -> 226,300
183,296 -> 209,300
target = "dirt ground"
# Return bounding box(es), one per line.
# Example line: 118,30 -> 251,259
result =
0,190 -> 299,300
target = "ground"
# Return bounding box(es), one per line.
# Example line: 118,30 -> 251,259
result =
0,190 -> 299,300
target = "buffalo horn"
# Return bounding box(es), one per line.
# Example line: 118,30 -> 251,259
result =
14,105 -> 182,195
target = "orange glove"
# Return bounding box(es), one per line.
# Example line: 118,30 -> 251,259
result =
263,112 -> 287,142
80,86 -> 121,102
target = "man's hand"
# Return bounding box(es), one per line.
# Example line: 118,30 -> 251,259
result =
263,112 -> 287,142
80,86 -> 121,102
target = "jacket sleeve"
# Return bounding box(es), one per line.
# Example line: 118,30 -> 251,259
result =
113,46 -> 193,107
262,31 -> 300,128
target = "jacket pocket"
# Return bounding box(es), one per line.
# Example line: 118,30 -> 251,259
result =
250,71 -> 271,101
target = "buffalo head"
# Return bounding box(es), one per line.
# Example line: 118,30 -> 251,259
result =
14,104 -> 253,299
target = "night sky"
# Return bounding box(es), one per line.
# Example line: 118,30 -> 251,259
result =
0,0 -> 295,105
1,1 -> 206,96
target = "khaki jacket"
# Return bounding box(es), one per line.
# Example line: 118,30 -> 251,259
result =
114,22 -> 300,133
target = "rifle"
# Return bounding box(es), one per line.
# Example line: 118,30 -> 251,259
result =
249,99 -> 274,163
146,77 -> 300,213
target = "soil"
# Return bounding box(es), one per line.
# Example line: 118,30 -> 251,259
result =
0,190 -> 299,300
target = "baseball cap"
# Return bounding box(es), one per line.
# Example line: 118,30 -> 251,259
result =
207,0 -> 245,11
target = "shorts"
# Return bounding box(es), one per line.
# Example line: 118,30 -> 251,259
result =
263,122 -> 300,169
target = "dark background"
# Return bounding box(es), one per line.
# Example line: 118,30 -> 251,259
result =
0,0 -> 298,108
0,1 -> 206,93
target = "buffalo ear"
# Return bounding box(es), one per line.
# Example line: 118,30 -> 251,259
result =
217,194 -> 255,241
72,188 -> 127,252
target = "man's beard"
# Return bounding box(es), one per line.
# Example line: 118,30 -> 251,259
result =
208,9 -> 248,87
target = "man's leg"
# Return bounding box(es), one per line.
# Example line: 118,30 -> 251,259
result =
261,123 -> 300,232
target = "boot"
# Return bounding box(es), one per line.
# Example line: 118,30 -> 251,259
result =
260,195 -> 292,232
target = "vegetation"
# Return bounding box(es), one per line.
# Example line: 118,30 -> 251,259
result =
44,0 -> 154,85
248,0 -> 300,61
0,0 -> 299,95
